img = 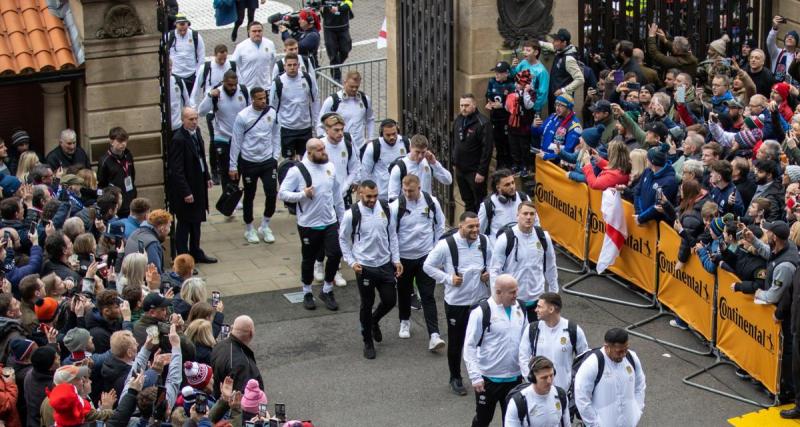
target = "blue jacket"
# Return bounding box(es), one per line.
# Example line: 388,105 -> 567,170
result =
634,163 -> 679,223
710,182 -> 744,217
8,245 -> 43,296
214,0 -> 237,26
111,216 -> 142,239
532,113 -> 582,161
697,239 -> 723,273
558,150 -> 587,183
510,61 -> 549,111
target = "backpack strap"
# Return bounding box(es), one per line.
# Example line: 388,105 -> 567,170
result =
483,197 -> 495,234
396,194 -> 406,233
513,391 -> 528,426
371,139 -> 381,173
277,59 -> 285,74
350,204 -> 361,243
555,386 -> 568,427
230,61 -> 237,72
302,71 -> 314,102
445,235 -> 459,276
503,226 -> 516,263
294,162 -> 312,214
202,61 -> 211,90
240,84 -> 250,105
592,348 -> 606,392
529,320 -> 541,356
210,82 -> 223,112
479,234 -> 488,273
476,300 -> 491,347
379,199 -> 391,239
343,133 -> 353,174
191,30 -> 199,63
534,226 -> 549,276
243,107 -> 270,135
518,191 -> 530,201
331,92 -> 342,112
360,90 -> 369,110
567,320 -> 578,355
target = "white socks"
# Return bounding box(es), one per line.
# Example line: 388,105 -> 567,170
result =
303,284 -> 312,294
323,282 -> 333,293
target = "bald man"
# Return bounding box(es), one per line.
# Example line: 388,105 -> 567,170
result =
167,107 -> 217,263
211,315 -> 263,396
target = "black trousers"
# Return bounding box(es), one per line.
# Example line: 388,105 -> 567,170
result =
508,133 -> 530,170
232,0 -> 256,38
491,121 -> 512,170
280,127 -> 313,159
445,302 -> 472,380
207,114 -> 217,175
238,158 -> 277,224
298,223 -> 341,285
472,376 -> 522,427
179,75 -> 195,96
323,27 -> 352,81
398,256 -> 439,335
357,263 -> 397,344
213,141 -> 236,190
175,220 -> 201,256
455,169 -> 487,214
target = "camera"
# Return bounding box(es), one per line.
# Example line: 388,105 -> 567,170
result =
267,11 -> 301,34
305,0 -> 338,9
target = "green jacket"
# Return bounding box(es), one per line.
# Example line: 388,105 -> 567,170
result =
646,36 -> 698,77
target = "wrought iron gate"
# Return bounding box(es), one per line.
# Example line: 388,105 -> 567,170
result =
578,0 -> 773,66
399,0 -> 455,221
156,0 -> 176,256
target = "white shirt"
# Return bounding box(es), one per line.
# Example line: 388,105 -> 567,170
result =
338,202 -> 400,268
518,317 -> 589,391
197,86 -> 249,142
191,59 -> 234,107
423,233 -> 491,306
321,135 -> 360,196
360,137 -> 408,200
490,225 -> 559,302
271,55 -> 317,82
504,385 -> 571,427
278,159 -> 343,228
389,194 -> 446,260
231,38 -> 276,90
574,350 -> 646,427
170,29 -> 205,78
316,90 -> 376,149
170,75 -> 190,131
230,106 -> 281,168
464,298 -> 526,384
478,193 -> 534,247
387,155 -> 453,201
270,72 -> 320,130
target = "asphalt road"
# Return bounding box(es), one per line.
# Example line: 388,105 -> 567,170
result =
222,253 -> 763,426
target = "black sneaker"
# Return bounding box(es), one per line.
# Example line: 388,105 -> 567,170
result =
363,342 -> 376,359
450,377 -> 467,396
319,291 -> 339,311
212,174 -> 221,185
410,292 -> 422,310
372,323 -> 383,343
303,293 -> 316,310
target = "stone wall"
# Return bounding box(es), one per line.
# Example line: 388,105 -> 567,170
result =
80,0 -> 165,207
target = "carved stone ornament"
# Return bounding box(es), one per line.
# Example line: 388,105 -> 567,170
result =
96,4 -> 145,39
497,0 -> 554,48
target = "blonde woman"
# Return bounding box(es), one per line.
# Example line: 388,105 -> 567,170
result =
184,319 -> 216,363
15,151 -> 39,182
620,148 -> 648,201
117,252 -> 147,293
174,277 -> 209,320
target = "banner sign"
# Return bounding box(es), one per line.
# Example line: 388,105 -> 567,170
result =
533,157 -> 588,259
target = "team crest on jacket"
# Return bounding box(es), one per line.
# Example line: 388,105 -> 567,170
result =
341,150 -> 347,157
555,401 -> 561,411
424,166 -> 430,172
560,336 -> 567,345
238,96 -> 244,102
266,116 -> 272,123
326,169 -> 332,176
400,148 -> 406,154
626,366 -> 633,374
536,241 -> 542,250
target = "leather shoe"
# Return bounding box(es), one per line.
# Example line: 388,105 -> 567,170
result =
781,407 -> 800,419
194,254 -> 218,264
363,342 -> 376,359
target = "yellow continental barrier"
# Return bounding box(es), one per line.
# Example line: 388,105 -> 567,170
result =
586,189 -> 657,294
656,223 -> 715,340
533,157 -> 588,259
716,269 -> 782,394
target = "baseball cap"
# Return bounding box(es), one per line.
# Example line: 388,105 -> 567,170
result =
645,121 -> 669,139
142,293 -> 172,312
175,13 -> 190,24
54,365 -> 90,385
764,221 -> 790,240
724,99 -> 744,109
104,222 -> 126,240
589,100 -> 612,113
491,61 -> 510,73
550,28 -> 571,42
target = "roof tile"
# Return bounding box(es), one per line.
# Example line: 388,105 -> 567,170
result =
0,0 -> 76,76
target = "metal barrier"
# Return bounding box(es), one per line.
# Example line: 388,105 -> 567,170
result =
316,58 -> 388,125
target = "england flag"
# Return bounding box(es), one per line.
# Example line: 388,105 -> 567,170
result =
597,189 -> 627,273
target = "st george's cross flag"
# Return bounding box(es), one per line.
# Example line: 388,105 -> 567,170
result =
377,18 -> 387,49
597,188 -> 627,273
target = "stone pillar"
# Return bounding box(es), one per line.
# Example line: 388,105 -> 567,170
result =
40,82 -> 69,154
80,0 -> 165,207
385,0 -> 400,120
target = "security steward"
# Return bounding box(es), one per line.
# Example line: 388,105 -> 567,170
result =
319,0 -> 354,82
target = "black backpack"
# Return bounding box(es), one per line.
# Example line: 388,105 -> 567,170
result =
273,71 -> 315,112
168,29 -> 200,63
482,192 -> 529,233
569,348 -> 637,421
350,200 -> 391,242
528,319 -> 578,357
474,298 -> 527,346
339,133 -> 354,174
389,158 -> 408,187
210,83 -> 250,113
439,229 -> 487,276
331,90 -> 370,112
506,383 -> 568,427
201,60 -> 237,93
396,191 -> 437,234
496,223 -> 549,272
358,137 -> 411,174
277,160 -> 311,215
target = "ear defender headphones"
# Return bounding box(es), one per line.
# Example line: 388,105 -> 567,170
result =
528,355 -> 556,384
497,192 -> 517,204
379,118 -> 398,137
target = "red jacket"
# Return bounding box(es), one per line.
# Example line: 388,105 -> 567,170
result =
0,377 -> 21,427
583,158 -> 631,190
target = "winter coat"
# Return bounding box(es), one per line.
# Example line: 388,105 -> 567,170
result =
634,163 -> 679,224
167,128 -> 210,224
583,158 -> 630,190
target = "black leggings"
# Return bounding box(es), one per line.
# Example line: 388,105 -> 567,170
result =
357,263 -> 397,343
233,1 -> 256,37
445,302 -> 471,380
298,223 -> 342,285
238,158 -> 277,224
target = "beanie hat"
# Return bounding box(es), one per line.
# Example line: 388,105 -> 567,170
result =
0,175 -> 21,198
240,379 -> 268,414
35,297 -> 59,322
47,383 -> 91,427
31,346 -> 57,373
581,125 -> 605,148
514,69 -> 531,86
734,128 -> 763,149
709,34 -> 731,56
555,94 -> 575,109
53,365 -> 90,385
709,217 -> 726,237
787,165 -> 800,184
9,338 -> 35,362
772,82 -> 791,101
787,30 -> 800,45
744,115 -> 764,130
63,328 -> 91,352
647,143 -> 670,167
297,8 -> 321,31
10,130 -> 30,147
641,83 -> 656,94
184,361 -> 213,390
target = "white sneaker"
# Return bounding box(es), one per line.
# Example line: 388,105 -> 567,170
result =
236,201 -> 243,210
429,333 -> 446,352
313,261 -> 324,283
334,271 -> 347,287
399,320 -> 411,339
244,228 -> 259,244
259,225 -> 275,243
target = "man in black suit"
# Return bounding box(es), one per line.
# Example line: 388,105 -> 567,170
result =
167,107 -> 218,263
